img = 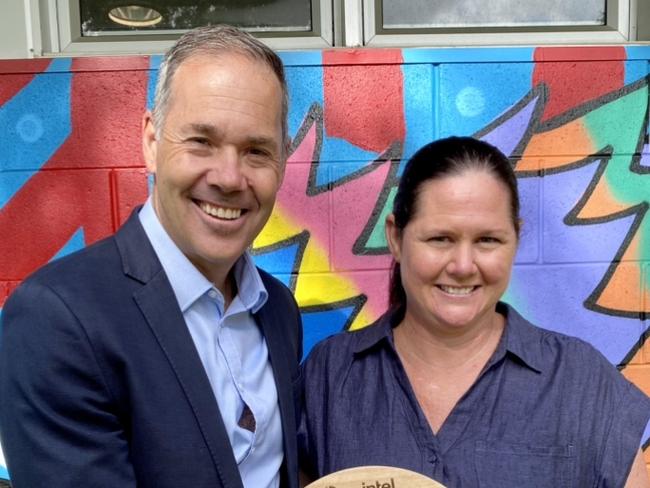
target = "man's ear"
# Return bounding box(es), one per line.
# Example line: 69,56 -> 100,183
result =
385,213 -> 402,262
142,111 -> 158,174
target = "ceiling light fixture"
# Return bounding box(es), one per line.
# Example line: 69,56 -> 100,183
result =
108,5 -> 163,27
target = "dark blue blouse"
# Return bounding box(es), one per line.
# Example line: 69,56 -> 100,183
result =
298,303 -> 650,487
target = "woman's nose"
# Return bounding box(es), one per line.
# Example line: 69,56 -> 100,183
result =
446,243 -> 477,276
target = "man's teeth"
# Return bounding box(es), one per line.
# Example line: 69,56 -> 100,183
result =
199,202 -> 242,220
439,285 -> 475,295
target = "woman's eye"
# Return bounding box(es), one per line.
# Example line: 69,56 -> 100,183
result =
430,236 -> 450,243
479,237 -> 500,244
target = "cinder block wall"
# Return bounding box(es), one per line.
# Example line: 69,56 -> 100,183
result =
0,45 -> 648,479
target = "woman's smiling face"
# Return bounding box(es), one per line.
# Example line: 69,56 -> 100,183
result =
386,169 -> 519,334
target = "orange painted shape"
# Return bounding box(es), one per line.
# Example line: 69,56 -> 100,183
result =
593,267 -> 642,313
576,179 -> 630,219
627,329 -> 647,365
596,240 -> 645,313
518,120 -> 595,172
622,364 -> 650,401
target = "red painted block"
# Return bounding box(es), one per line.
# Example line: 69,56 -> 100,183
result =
0,169 -> 113,281
534,46 -> 627,62
0,282 -> 8,303
533,47 -> 625,122
111,168 -> 149,229
323,50 -> 405,154
49,59 -> 149,169
322,49 -> 404,66
0,68 -> 50,107
0,59 -> 52,75
71,56 -> 151,73
0,281 -> 21,307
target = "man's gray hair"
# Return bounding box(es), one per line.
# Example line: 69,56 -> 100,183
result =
152,25 -> 289,153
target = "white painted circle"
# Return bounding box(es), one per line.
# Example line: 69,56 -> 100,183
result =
455,86 -> 485,118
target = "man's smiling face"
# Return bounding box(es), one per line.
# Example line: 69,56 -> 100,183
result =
142,52 -> 285,288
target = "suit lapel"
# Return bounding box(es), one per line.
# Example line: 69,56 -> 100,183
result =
115,210 -> 243,488
255,303 -> 299,488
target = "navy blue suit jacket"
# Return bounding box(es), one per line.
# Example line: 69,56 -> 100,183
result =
0,209 -> 303,488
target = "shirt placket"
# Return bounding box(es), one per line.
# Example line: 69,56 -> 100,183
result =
388,344 -> 442,480
214,297 -> 257,463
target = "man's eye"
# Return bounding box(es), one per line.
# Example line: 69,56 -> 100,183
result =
248,147 -> 270,157
188,137 -> 210,146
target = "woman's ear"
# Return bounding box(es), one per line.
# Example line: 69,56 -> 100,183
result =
385,213 -> 402,262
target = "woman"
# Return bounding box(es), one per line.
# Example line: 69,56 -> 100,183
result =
299,137 -> 650,487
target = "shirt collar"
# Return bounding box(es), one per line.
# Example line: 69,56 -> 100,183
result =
495,302 -> 544,373
138,197 -> 268,313
232,251 -> 268,313
352,302 -> 543,374
352,307 -> 400,354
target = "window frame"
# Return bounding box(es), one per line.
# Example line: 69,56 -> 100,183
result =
33,0 -> 334,56
28,0 -> 649,56
360,0 -> 644,46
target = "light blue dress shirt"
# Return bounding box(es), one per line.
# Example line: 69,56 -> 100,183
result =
139,199 -> 283,488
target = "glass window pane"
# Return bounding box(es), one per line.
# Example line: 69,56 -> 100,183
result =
80,0 -> 312,36
382,0 -> 606,29
639,0 -> 650,40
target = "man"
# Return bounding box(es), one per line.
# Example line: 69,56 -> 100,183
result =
0,25 -> 302,488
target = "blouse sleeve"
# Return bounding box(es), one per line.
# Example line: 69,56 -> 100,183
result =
592,350 -> 650,487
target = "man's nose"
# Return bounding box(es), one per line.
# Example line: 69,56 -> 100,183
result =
205,147 -> 246,191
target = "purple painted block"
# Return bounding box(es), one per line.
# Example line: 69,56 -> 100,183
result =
542,162 -> 634,264
481,94 -> 540,158
515,176 -> 541,264
640,144 -> 650,168
507,264 -> 644,365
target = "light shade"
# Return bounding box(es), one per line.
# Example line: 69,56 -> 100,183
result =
108,5 -> 163,27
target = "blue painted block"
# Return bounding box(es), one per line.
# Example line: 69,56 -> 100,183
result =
438,62 -> 534,140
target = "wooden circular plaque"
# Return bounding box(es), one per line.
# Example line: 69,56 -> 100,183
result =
304,465 -> 446,488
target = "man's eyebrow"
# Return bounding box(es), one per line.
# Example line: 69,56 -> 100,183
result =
245,135 -> 278,148
185,123 -> 220,138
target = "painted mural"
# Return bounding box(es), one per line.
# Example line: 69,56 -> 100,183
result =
0,45 -> 649,479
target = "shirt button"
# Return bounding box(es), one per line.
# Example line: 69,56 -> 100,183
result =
208,290 -> 218,299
